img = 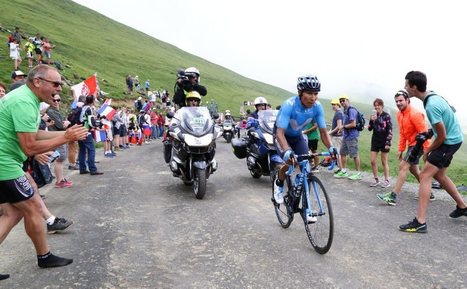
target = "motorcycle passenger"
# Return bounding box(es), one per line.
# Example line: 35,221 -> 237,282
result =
250,96 -> 268,119
173,67 -> 207,109
273,75 -> 336,221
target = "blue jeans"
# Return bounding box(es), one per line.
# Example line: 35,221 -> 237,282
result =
78,134 -> 98,172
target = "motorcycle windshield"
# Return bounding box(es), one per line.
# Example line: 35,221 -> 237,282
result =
179,107 -> 213,137
258,110 -> 278,134
223,120 -> 233,129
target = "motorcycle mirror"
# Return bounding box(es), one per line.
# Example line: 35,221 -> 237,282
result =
166,111 -> 175,119
212,113 -> 219,120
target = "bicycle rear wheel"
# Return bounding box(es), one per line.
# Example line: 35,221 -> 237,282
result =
304,175 -> 334,254
272,172 -> 293,228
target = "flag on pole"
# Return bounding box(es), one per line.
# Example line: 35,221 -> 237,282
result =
97,100 -> 116,121
93,130 -> 107,142
71,74 -> 98,108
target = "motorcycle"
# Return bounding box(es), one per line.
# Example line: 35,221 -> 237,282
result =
167,107 -> 221,199
222,119 -> 234,143
232,110 -> 283,181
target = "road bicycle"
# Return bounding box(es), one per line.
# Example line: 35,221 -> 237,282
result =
272,152 -> 336,254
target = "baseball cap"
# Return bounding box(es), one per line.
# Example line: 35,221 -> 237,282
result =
11,70 -> 26,79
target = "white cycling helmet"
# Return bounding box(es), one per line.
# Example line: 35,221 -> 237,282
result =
254,96 -> 268,106
184,67 -> 200,78
225,110 -> 231,116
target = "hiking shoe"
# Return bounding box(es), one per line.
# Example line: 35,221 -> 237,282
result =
348,172 -> 362,180
47,218 -> 73,234
369,180 -> 381,187
273,180 -> 284,204
377,191 -> 397,206
334,170 -> 348,178
380,180 -> 390,188
0,274 -> 10,280
54,179 -> 73,188
399,218 -> 427,233
449,206 -> 467,218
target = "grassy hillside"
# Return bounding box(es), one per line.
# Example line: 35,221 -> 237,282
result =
0,0 -> 291,110
1,0 -> 465,187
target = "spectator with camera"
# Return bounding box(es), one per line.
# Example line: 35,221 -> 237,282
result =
78,95 -> 104,175
377,89 -> 433,206
173,67 -> 207,109
46,94 -> 73,188
399,71 -> 466,233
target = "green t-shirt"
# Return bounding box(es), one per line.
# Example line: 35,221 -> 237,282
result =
0,85 -> 40,180
304,121 -> 320,141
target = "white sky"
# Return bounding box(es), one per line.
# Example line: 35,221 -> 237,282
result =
73,0 -> 466,127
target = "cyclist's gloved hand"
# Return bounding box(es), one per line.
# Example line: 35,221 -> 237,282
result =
328,146 -> 338,157
283,149 -> 295,162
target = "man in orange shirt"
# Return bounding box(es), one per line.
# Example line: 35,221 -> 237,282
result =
377,89 -> 434,205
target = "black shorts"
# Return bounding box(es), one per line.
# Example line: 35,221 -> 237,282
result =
0,175 -> 34,204
34,48 -> 42,55
307,139 -> 318,151
113,126 -> 120,135
119,125 -> 128,137
371,142 -> 390,153
427,142 -> 462,169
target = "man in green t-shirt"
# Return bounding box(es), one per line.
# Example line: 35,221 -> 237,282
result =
302,119 -> 320,171
0,65 -> 88,277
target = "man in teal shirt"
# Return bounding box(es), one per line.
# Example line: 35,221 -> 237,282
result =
0,65 -> 88,278
399,71 -> 466,233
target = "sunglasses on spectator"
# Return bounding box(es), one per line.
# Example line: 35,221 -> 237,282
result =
339,99 -> 346,103
39,77 -> 62,88
53,99 -> 61,102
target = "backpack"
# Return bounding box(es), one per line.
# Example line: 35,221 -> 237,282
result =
346,106 -> 365,131
67,107 -> 83,125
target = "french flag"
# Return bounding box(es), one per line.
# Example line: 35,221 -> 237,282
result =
93,130 -> 107,142
97,99 -> 116,120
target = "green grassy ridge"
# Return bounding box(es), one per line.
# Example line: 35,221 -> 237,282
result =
1,0 -> 291,110
2,0 -> 465,187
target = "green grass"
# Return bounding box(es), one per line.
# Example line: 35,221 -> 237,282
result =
1,0 -> 466,188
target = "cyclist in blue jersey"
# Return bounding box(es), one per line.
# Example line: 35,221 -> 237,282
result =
273,75 -> 336,214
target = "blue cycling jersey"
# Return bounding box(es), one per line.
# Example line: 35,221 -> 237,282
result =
276,96 -> 326,138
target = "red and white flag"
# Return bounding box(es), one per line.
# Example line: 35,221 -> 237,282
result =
71,74 -> 98,104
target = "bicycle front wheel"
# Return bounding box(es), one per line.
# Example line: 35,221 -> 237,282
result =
272,172 -> 293,228
304,175 -> 334,254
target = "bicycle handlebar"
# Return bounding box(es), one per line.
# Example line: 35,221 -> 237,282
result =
286,152 -> 337,173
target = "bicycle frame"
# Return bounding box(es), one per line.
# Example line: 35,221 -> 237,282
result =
287,153 -> 335,219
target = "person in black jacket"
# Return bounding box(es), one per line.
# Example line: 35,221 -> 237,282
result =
173,67 -> 207,108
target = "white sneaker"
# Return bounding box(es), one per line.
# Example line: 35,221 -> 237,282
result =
369,180 -> 381,187
306,213 -> 317,223
274,182 -> 284,204
380,180 -> 390,188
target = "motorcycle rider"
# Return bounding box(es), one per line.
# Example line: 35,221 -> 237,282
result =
169,91 -> 217,175
250,96 -> 268,119
273,75 -> 336,222
173,67 -> 207,109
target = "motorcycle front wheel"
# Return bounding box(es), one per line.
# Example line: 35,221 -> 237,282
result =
193,168 -> 207,199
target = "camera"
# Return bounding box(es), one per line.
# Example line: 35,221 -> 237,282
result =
408,129 -> 433,162
176,70 -> 188,80
48,150 -> 60,163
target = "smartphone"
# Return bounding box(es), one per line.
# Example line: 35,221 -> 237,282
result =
48,150 -> 60,163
